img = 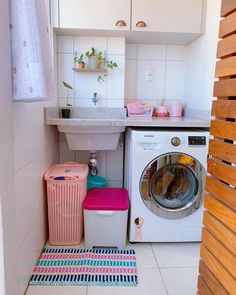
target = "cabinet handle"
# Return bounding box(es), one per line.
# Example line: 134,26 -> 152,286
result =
136,21 -> 147,28
115,20 -> 127,27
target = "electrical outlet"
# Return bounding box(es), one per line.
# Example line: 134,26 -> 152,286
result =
145,69 -> 154,81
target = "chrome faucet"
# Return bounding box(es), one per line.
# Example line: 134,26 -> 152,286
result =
92,92 -> 98,105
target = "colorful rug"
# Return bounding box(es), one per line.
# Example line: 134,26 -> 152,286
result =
30,247 -> 138,286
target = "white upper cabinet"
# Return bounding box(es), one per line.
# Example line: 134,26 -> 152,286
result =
59,0 -> 131,30
132,0 -> 203,33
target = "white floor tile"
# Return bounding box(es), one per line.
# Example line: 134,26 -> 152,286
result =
87,268 -> 167,295
160,267 -> 198,295
152,242 -> 200,268
26,285 -> 87,295
127,242 -> 158,269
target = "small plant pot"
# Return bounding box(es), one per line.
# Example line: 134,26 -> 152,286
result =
88,56 -> 98,69
61,108 -> 70,118
78,62 -> 85,69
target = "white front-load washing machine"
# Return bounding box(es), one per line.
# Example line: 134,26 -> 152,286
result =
124,128 -> 209,242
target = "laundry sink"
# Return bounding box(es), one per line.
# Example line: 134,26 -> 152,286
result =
57,107 -> 126,150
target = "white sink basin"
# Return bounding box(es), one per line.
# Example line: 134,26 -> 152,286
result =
58,125 -> 125,150
57,107 -> 126,150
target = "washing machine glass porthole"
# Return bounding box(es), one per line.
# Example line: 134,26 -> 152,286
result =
150,163 -> 198,210
139,152 -> 206,219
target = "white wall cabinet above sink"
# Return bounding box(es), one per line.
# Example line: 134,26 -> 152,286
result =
52,0 -> 205,40
58,0 -> 130,30
132,0 -> 204,34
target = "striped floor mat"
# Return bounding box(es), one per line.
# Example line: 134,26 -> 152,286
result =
30,247 -> 138,286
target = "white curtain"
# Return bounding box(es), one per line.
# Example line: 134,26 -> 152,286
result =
10,0 -> 55,101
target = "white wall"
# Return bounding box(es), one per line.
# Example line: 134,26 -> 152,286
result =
57,36 -> 125,108
0,1 -> 18,294
125,44 -> 187,106
13,100 -> 58,294
185,0 -> 221,111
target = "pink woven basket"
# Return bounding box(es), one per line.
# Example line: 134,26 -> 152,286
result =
45,162 -> 88,246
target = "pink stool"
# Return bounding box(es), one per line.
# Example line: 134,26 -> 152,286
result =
83,188 -> 129,248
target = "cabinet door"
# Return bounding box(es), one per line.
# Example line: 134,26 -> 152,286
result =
59,0 -> 131,30
132,0 -> 203,33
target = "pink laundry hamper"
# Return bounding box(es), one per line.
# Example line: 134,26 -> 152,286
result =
44,162 -> 88,246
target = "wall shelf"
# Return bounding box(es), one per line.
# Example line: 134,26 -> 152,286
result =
73,68 -> 107,73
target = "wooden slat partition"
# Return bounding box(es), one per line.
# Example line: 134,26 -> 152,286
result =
198,0 -> 236,294
214,78 -> 236,97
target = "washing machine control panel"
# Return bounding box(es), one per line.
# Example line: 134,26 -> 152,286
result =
188,136 -> 206,146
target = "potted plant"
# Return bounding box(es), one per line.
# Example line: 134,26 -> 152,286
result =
61,81 -> 73,118
86,47 -> 97,69
74,51 -> 86,69
77,54 -> 86,69
97,54 -> 118,83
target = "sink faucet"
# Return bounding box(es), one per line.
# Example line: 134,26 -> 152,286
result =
92,92 -> 98,105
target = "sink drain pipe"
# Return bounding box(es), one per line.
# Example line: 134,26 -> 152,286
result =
88,151 -> 98,176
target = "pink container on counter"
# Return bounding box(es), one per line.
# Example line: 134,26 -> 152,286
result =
156,105 -> 168,117
44,162 -> 88,246
168,101 -> 183,117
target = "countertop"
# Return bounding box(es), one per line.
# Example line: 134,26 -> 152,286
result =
45,107 -> 210,128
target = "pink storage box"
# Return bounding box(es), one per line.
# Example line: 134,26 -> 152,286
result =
44,162 -> 88,246
126,102 -> 153,117
83,188 -> 129,248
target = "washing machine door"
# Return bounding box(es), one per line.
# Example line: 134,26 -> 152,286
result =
140,152 -> 206,219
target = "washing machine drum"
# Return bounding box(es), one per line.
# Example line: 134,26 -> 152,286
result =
140,153 -> 206,219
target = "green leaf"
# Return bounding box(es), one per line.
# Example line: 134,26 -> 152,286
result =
63,81 -> 73,89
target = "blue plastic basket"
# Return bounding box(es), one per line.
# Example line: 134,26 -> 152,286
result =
87,175 -> 107,190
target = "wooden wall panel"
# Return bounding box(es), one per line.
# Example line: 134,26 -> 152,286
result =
203,212 -> 236,255
206,176 -> 236,210
210,120 -> 236,141
197,276 -> 214,295
215,56 -> 236,77
199,260 -> 229,295
221,0 -> 236,17
214,78 -> 236,97
198,1 -> 236,293
208,139 -> 236,164
200,246 -> 236,294
202,229 -> 236,278
212,100 -> 236,118
217,34 -> 236,58
219,10 -> 236,37
207,157 -> 236,187
204,194 -> 236,233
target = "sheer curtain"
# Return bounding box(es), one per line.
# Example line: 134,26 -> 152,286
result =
10,0 -> 55,101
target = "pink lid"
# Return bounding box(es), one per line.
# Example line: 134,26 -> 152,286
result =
44,162 -> 88,181
83,188 -> 129,211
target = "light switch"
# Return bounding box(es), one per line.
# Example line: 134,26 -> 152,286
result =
145,69 -> 154,81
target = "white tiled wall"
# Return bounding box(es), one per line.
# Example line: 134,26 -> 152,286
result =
13,100 -> 58,294
57,36 -> 125,108
125,44 -> 187,106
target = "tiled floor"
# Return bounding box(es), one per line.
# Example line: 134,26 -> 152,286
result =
26,242 -> 200,295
